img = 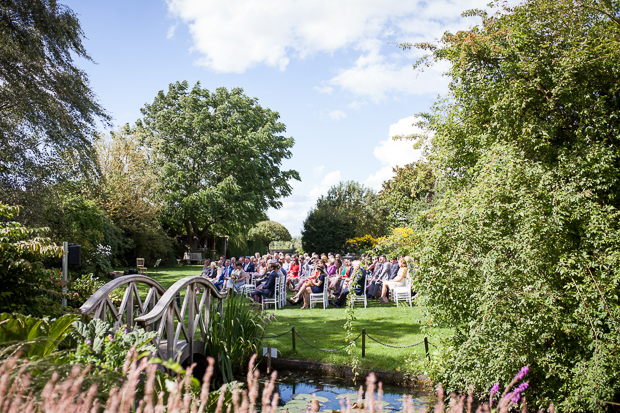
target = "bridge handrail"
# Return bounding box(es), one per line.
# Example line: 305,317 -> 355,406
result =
80,275 -> 166,315
135,276 -> 226,325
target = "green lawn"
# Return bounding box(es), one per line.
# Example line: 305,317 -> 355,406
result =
264,301 -> 451,374
113,264 -> 452,374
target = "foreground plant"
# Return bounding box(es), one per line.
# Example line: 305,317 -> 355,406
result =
0,350 -> 554,413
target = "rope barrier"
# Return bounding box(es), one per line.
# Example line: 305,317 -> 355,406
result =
294,331 -> 362,352
262,327 -> 433,356
365,334 -> 426,348
264,329 -> 292,339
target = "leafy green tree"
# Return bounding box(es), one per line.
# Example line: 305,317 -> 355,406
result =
316,181 -> 386,238
0,204 -> 64,316
247,220 -> 292,252
377,161 -> 436,229
301,206 -> 356,254
0,0 -> 109,188
137,82 -> 299,252
407,0 -> 620,409
95,127 -> 173,265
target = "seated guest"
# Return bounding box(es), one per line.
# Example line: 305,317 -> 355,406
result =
243,256 -> 255,273
287,257 -> 300,290
379,257 -> 408,303
288,261 -> 327,309
390,257 -> 400,280
214,259 -> 232,291
200,259 -> 212,277
368,255 -> 390,299
332,260 -> 366,307
254,263 -> 278,302
227,262 -> 247,294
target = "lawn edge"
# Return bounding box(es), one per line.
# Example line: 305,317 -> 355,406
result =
258,357 -> 430,388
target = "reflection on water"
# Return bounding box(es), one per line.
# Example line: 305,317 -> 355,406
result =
271,374 -> 434,412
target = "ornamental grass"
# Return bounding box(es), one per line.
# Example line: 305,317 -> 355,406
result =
0,350 -> 553,413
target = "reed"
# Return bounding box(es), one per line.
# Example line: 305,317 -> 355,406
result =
0,351 -> 554,413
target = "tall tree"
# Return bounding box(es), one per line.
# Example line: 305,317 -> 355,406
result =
301,206 -> 356,254
316,181 -> 386,238
247,220 -> 292,252
137,82 -> 299,252
407,0 -> 620,409
0,0 -> 110,189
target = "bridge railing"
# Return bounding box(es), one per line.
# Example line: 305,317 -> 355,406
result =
135,276 -> 226,365
80,275 -> 167,330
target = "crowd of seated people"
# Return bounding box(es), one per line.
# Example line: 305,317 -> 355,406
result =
198,251 -> 413,307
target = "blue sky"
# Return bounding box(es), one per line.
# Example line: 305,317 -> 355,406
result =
63,0 -> 491,235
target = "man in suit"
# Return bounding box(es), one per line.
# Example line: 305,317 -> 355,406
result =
243,257 -> 255,273
332,261 -> 366,307
254,262 -> 278,301
389,257 -> 400,280
368,255 -> 390,298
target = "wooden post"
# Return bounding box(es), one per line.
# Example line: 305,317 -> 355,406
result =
424,336 -> 430,361
362,328 -> 366,358
267,346 -> 272,373
292,326 -> 296,352
62,242 -> 68,307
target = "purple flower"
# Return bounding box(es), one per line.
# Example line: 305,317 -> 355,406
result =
514,365 -> 529,381
86,339 -> 91,345
505,382 -> 529,406
489,383 -> 499,406
124,328 -> 128,334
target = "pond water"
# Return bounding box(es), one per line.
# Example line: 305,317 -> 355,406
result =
269,374 -> 435,412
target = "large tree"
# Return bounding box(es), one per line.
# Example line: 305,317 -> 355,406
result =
137,82 -> 299,252
408,0 -> 620,409
301,206 -> 356,254
0,0 -> 109,189
316,181 -> 386,238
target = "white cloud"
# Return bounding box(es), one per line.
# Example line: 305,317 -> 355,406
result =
314,85 -> 334,95
327,110 -> 347,121
268,169 -> 342,235
167,24 -> 178,39
167,0 -> 494,74
365,115 -> 424,189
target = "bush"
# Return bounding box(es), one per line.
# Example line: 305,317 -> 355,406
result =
0,204 -> 65,316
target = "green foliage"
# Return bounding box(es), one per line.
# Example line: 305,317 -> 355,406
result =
301,206 -> 356,254
247,220 -> 292,251
0,203 -> 64,316
0,313 -> 79,360
204,295 -> 270,383
65,273 -> 105,309
137,81 -> 300,252
95,127 -> 174,266
316,181 -> 386,238
0,0 -> 109,187
71,319 -> 157,372
377,161 -> 436,230
44,193 -> 123,275
406,0 -> 620,410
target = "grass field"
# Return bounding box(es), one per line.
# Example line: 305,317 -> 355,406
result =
113,264 -> 452,374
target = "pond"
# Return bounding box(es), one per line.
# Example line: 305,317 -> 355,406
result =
269,373 -> 435,412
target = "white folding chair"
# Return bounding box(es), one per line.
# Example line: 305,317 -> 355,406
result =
351,275 -> 368,308
393,277 -> 413,307
279,276 -> 287,307
309,280 -> 328,309
262,277 -> 280,310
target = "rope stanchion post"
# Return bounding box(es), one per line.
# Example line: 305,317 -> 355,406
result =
362,328 -> 366,358
292,326 -> 296,352
424,336 -> 430,360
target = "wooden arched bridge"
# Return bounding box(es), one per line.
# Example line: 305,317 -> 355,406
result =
80,275 -> 226,365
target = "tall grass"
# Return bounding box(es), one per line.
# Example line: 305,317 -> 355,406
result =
0,350 -> 555,413
204,296 -> 269,383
